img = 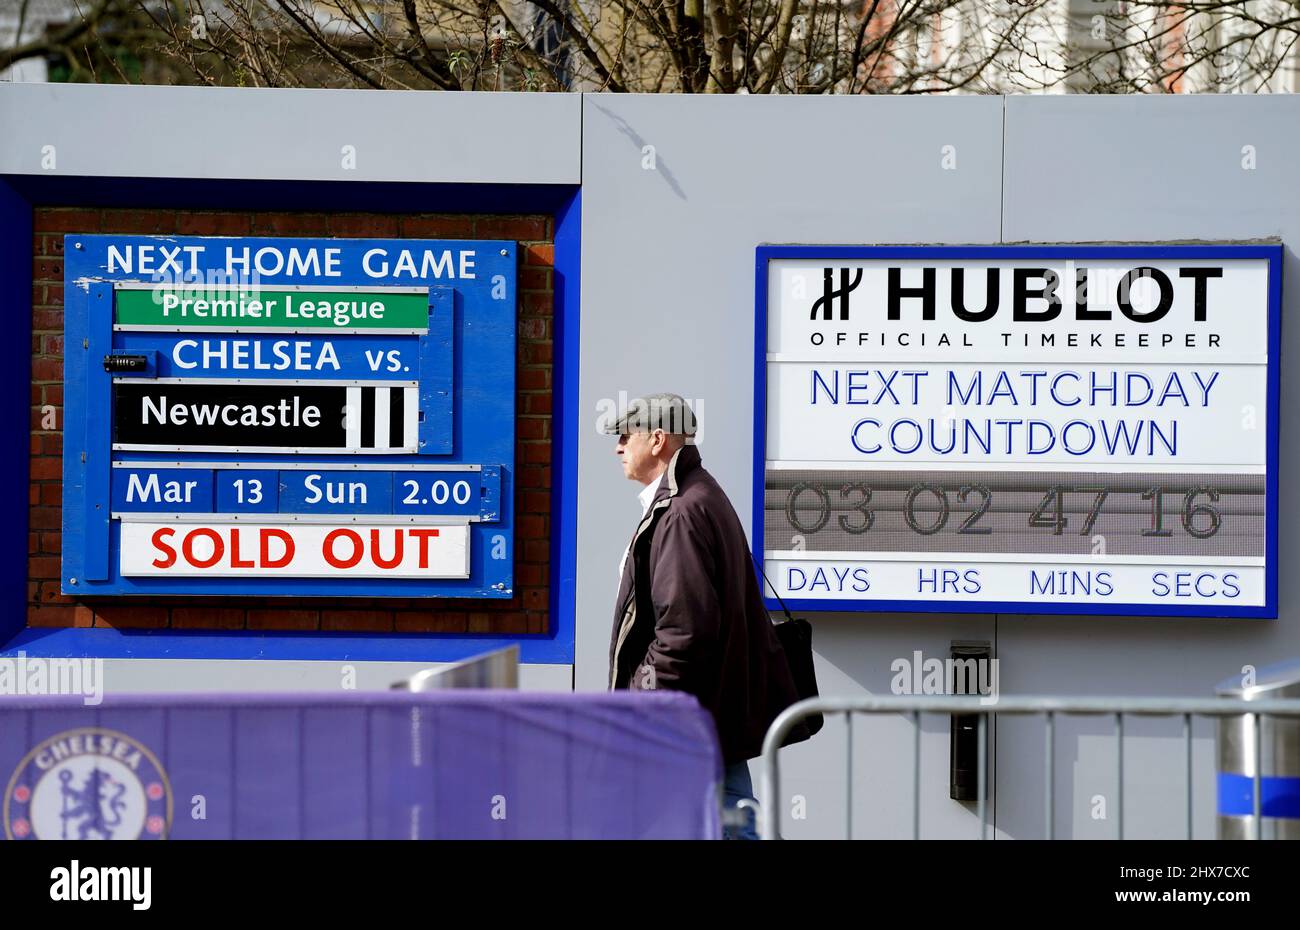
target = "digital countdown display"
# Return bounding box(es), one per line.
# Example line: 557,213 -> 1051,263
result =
753,245 -> 1281,618
62,235 -> 515,598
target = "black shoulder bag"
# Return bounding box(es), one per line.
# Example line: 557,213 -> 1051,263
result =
754,558 -> 824,739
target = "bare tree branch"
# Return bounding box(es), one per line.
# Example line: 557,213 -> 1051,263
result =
1,0 -> 121,72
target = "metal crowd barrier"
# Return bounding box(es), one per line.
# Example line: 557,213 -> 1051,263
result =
391,645 -> 520,691
758,695 -> 1300,840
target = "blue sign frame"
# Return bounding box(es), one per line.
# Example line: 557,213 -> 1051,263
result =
752,244 -> 1283,619
0,176 -> 580,665
63,235 -> 515,599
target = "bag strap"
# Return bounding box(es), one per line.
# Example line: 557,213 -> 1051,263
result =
750,553 -> 797,625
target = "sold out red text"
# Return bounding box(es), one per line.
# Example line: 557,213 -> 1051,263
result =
149,526 -> 443,569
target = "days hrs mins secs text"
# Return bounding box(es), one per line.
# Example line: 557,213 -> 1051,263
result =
782,482 -> 1224,538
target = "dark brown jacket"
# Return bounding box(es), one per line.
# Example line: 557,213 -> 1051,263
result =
608,443 -> 808,765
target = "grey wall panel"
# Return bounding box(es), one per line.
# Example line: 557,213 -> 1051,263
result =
1003,95 -> 1297,244
578,94 -> 1005,839
1000,94 -> 1300,837
7,85 -> 1292,839
0,84 -> 581,183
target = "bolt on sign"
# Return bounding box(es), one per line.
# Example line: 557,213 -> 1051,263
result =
62,236 -> 516,597
754,245 -> 1282,618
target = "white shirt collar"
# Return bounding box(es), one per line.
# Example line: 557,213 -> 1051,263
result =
637,479 -> 660,515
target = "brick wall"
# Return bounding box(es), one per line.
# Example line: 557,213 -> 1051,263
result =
28,208 -> 554,635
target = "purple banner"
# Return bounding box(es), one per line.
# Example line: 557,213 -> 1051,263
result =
0,691 -> 722,840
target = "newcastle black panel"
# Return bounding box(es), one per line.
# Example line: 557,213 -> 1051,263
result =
113,383 -> 348,449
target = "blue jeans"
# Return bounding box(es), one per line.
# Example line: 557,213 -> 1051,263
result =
722,760 -> 758,840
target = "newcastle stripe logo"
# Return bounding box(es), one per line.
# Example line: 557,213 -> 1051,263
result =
344,385 -> 419,451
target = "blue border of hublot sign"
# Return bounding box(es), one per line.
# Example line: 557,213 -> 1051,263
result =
752,244 -> 1282,620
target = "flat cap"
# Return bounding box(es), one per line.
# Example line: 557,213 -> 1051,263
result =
602,393 -> 698,436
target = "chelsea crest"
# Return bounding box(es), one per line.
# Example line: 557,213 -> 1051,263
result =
4,728 -> 172,840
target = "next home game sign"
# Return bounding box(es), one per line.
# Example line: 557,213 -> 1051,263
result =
62,235 -> 517,598
754,245 -> 1281,618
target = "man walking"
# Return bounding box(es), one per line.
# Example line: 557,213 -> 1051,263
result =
605,393 -> 808,839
